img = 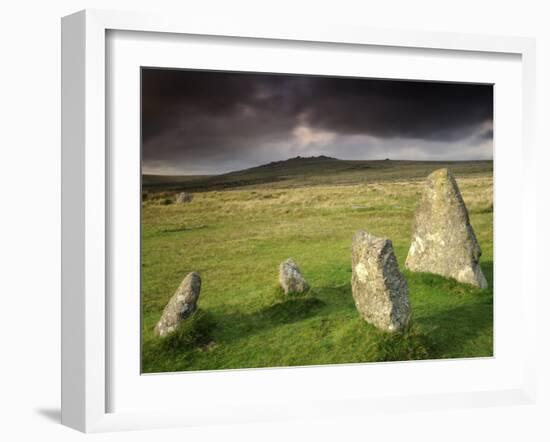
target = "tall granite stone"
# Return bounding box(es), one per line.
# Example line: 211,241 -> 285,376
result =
279,258 -> 310,295
155,272 -> 201,337
351,231 -> 411,332
405,168 -> 488,289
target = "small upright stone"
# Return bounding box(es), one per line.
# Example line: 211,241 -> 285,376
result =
351,231 -> 411,332
155,272 -> 201,337
405,168 -> 487,288
176,192 -> 193,204
279,258 -> 310,295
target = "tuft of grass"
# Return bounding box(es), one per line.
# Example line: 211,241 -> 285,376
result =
141,310 -> 215,372
372,322 -> 433,362
158,310 -> 214,351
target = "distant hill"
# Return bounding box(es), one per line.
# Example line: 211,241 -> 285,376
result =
142,156 -> 493,192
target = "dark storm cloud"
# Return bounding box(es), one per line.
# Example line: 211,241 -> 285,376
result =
477,128 -> 494,141
142,69 -> 493,174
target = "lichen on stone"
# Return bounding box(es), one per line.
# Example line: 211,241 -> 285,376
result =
405,168 -> 487,289
351,231 -> 411,332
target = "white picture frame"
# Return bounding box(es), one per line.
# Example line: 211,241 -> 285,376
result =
61,9 -> 537,433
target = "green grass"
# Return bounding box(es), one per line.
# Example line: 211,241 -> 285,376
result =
141,161 -> 493,373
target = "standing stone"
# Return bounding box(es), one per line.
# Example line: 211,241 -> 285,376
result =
405,168 -> 487,289
351,231 -> 411,332
154,272 -> 201,337
176,192 -> 193,203
279,258 -> 310,295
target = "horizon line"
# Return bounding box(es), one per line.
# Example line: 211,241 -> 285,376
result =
142,157 -> 494,177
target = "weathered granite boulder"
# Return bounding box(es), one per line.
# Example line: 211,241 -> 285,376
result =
279,258 -> 310,295
351,231 -> 411,332
176,192 -> 193,204
154,272 -> 201,337
405,168 -> 487,289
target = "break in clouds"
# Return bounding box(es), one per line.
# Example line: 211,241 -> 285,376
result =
142,69 -> 493,175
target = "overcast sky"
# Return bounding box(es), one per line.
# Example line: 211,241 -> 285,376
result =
142,69 -> 493,175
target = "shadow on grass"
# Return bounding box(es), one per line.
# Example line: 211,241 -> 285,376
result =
411,262 -> 494,359
394,263 -> 493,359
142,295 -> 327,373
415,301 -> 493,358
196,269 -> 491,356
480,260 -> 494,292
310,283 -> 357,309
258,296 -> 326,324
216,295 -> 327,345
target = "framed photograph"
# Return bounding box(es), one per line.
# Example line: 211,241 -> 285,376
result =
61,9 -> 537,432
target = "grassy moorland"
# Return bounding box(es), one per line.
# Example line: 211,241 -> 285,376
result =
141,158 -> 493,373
